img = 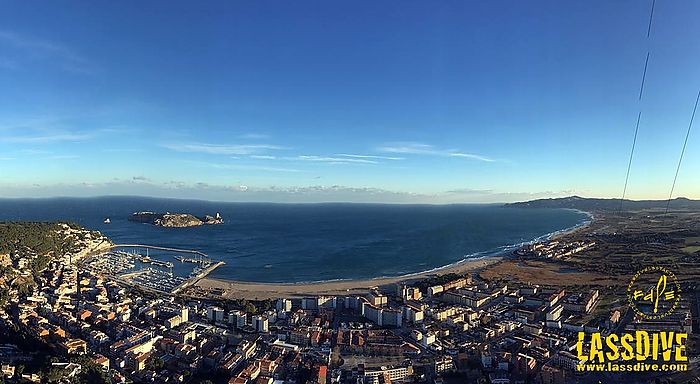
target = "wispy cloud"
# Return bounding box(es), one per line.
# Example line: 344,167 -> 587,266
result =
188,160 -> 304,173
215,164 -> 304,173
248,154 -> 396,165
445,188 -> 495,195
250,155 -> 277,160
442,187 -> 578,202
3,149 -> 81,160
448,153 -> 495,162
0,131 -> 92,144
295,155 -> 377,165
377,142 -> 495,162
0,30 -> 92,73
0,115 -> 99,144
0,180 -> 437,203
336,153 -> 404,161
162,142 -> 285,155
0,177 -> 580,204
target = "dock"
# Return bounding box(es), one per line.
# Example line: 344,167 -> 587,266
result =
173,260 -> 225,294
111,244 -> 209,258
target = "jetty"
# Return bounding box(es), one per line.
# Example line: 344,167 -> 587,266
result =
173,260 -> 225,294
112,244 -> 209,258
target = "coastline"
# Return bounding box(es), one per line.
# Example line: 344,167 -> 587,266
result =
196,256 -> 502,300
195,210 -> 595,300
547,209 -> 593,241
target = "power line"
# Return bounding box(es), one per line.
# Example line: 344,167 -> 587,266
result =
646,0 -> 656,38
638,53 -> 650,100
620,111 -> 642,212
619,0 -> 657,213
665,88 -> 700,213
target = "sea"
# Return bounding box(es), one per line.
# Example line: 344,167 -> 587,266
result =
0,196 -> 590,283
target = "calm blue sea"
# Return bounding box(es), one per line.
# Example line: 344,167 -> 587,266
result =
0,196 -> 589,283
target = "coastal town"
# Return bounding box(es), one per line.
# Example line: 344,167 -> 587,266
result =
5,0 -> 700,382
1,209 -> 699,384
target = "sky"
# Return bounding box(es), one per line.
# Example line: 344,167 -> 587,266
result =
1,0 -> 699,203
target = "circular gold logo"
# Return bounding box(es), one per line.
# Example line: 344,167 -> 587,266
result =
627,266 -> 681,320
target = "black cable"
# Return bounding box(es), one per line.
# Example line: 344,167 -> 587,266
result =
665,89 -> 700,213
620,111 -> 642,212
619,0 -> 657,213
638,53 -> 650,101
646,0 -> 656,38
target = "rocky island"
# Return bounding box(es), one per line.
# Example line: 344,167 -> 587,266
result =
129,211 -> 224,228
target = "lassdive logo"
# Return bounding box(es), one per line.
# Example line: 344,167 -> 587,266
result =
576,331 -> 688,373
574,266 -> 688,373
627,265 -> 681,320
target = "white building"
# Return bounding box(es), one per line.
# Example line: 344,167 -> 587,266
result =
229,310 -> 246,329
276,299 -> 292,312
253,315 -> 269,333
207,306 -> 225,323
364,366 -> 413,384
421,332 -> 436,347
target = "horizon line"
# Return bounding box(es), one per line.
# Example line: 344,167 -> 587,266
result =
0,193 -> 696,206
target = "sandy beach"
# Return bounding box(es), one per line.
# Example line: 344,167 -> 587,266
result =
196,256 -> 503,300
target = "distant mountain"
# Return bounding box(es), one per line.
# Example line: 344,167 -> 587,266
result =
504,196 -> 700,211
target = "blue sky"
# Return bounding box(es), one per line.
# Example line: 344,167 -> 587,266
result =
1,0 -> 699,203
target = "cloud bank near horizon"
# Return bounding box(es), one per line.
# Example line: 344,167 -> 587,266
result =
0,179 -> 577,204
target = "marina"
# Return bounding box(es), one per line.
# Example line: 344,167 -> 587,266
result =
83,251 -> 136,275
120,250 -> 175,269
173,255 -> 210,265
79,245 -> 224,294
127,268 -> 187,293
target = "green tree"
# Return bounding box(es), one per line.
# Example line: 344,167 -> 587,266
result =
145,355 -> 164,371
0,289 -> 9,307
44,366 -> 67,383
244,301 -> 257,314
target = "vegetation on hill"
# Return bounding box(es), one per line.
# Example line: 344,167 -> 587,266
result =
504,196 -> 700,211
413,273 -> 463,292
0,222 -> 110,301
42,356 -> 111,384
0,221 -> 79,256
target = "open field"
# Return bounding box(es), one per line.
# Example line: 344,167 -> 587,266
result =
683,245 -> 700,253
480,209 -> 700,288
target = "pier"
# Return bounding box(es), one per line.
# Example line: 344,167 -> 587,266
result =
173,260 -> 225,294
111,244 -> 209,258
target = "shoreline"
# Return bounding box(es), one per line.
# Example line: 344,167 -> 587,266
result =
195,210 -> 594,300
196,256 -> 502,300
